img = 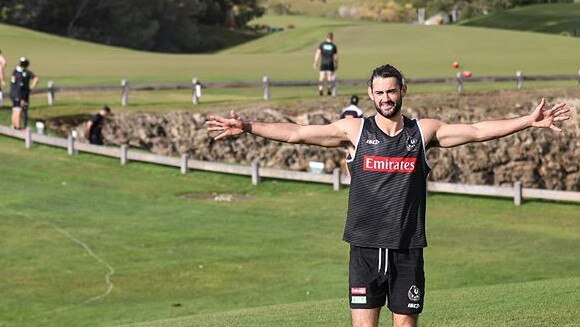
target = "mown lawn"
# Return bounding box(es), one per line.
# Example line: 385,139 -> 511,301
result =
0,135 -> 578,327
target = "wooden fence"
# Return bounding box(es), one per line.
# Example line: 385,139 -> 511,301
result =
1,125 -> 578,206
35,71 -> 580,106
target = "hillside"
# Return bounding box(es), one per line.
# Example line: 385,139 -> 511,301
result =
460,3 -> 580,36
0,14 -> 579,87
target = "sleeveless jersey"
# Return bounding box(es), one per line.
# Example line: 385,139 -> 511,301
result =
343,115 -> 431,249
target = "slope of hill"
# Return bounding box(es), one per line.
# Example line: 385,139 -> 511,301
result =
460,3 -> 580,36
0,12 -> 579,87
121,278 -> 580,326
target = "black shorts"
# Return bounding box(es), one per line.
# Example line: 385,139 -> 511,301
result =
348,245 -> 425,314
320,63 -> 335,72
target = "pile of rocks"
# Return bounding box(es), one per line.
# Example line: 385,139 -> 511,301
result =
63,96 -> 578,191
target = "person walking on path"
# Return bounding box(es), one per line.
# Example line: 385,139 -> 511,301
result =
10,57 -> 39,129
86,106 -> 111,145
206,64 -> 570,327
313,32 -> 338,96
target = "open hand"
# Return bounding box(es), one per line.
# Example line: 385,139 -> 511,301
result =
206,110 -> 247,140
530,98 -> 571,132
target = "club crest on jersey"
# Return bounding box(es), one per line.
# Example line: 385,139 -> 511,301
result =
406,137 -> 418,151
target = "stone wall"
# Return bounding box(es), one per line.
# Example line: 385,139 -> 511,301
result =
64,95 -> 578,191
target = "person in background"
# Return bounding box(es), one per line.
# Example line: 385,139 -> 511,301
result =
10,57 -> 39,129
0,50 -> 6,107
206,64 -> 570,327
341,95 -> 364,119
86,106 -> 112,145
313,32 -> 338,96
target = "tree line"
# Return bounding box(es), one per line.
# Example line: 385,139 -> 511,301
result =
0,0 -> 265,53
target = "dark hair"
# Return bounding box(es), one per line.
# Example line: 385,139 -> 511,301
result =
350,95 -> 359,105
102,105 -> 111,113
368,64 -> 404,89
19,57 -> 29,68
327,32 -> 333,39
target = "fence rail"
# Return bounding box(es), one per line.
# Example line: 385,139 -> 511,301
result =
1,125 -> 579,206
29,70 -> 580,106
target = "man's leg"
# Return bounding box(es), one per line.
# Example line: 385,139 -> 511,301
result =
328,71 -> 337,96
392,313 -> 418,327
11,107 -> 21,129
351,308 -> 381,327
318,71 -> 325,96
21,100 -> 29,128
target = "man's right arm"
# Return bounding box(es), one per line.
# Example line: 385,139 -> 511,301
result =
206,110 -> 359,148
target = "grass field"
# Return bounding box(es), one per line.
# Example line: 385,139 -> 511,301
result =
1,5 -> 579,326
0,12 -> 579,87
1,132 -> 578,326
460,3 -> 580,36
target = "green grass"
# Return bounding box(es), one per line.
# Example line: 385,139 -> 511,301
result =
460,3 -> 580,36
0,133 -> 578,326
1,13 -> 579,87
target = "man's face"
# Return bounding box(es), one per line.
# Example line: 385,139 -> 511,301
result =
367,77 -> 406,119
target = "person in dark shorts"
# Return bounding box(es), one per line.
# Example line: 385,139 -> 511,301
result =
313,32 -> 338,96
10,57 -> 39,129
86,106 -> 111,145
206,64 -> 570,327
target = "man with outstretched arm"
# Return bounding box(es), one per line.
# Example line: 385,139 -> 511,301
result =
206,64 -> 570,327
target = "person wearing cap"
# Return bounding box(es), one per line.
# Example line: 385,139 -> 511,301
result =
313,32 -> 338,96
341,95 -> 364,119
10,57 -> 39,129
86,106 -> 112,145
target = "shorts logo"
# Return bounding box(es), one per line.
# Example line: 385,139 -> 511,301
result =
351,296 -> 367,304
408,285 -> 421,302
407,303 -> 421,309
351,287 -> 366,295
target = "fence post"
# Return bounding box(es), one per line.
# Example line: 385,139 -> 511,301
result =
120,144 -> 128,165
180,153 -> 189,174
192,78 -> 201,104
47,80 -> 56,105
251,160 -> 261,186
516,70 -> 523,89
263,76 -> 270,101
332,168 -> 341,191
67,133 -> 76,155
35,121 -> 45,135
25,127 -> 32,149
121,79 -> 129,107
577,68 -> 580,85
331,79 -> 338,97
417,8 -> 425,25
456,72 -> 463,95
514,181 -> 522,206
0,88 -> 3,107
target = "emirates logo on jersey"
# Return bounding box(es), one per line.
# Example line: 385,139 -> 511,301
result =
363,155 -> 417,173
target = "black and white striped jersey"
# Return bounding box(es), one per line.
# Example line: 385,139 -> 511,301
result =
343,115 -> 431,249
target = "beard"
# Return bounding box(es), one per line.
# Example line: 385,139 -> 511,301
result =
374,99 -> 402,119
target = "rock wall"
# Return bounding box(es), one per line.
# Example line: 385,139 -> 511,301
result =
67,97 -> 578,191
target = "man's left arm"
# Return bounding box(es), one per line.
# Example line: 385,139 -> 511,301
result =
30,74 -> 39,90
420,98 -> 570,149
